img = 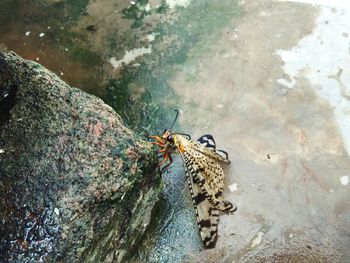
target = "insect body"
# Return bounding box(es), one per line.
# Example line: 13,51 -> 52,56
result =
150,111 -> 237,248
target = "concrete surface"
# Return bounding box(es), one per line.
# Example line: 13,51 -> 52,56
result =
166,0 -> 350,262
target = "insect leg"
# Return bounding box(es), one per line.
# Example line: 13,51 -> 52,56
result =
158,153 -> 169,167
149,135 -> 164,143
159,147 -> 168,153
161,154 -> 173,173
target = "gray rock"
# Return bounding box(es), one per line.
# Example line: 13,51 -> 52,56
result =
0,51 -> 161,262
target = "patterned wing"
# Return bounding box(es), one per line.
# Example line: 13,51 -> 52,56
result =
182,147 -> 236,213
174,134 -> 236,248
182,155 -> 220,248
194,134 -> 230,164
197,134 -> 217,151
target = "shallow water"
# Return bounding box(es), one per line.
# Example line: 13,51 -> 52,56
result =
1,0 -> 350,262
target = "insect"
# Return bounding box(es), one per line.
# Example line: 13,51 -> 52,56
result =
150,110 -> 237,248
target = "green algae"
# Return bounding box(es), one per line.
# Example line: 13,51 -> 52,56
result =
0,1 -> 19,31
104,0 -> 242,136
122,0 -> 150,28
68,46 -> 102,66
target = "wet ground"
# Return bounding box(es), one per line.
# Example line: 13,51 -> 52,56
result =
1,0 -> 349,262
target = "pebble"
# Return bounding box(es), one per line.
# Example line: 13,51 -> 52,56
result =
340,175 -> 349,186
229,183 -> 238,192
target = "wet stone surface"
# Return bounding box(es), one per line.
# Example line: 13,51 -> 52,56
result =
0,51 -> 161,262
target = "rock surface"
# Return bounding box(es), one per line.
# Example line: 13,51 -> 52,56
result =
0,51 -> 161,262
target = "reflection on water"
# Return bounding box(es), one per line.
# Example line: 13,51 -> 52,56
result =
0,0 -> 104,97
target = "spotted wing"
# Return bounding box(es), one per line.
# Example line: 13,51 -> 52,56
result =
196,134 -> 230,164
181,141 -> 236,212
182,154 -> 220,248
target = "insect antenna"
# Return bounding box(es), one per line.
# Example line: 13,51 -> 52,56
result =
169,109 -> 179,130
168,110 -> 191,139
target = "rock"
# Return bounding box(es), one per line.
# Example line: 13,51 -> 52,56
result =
0,51 -> 161,262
